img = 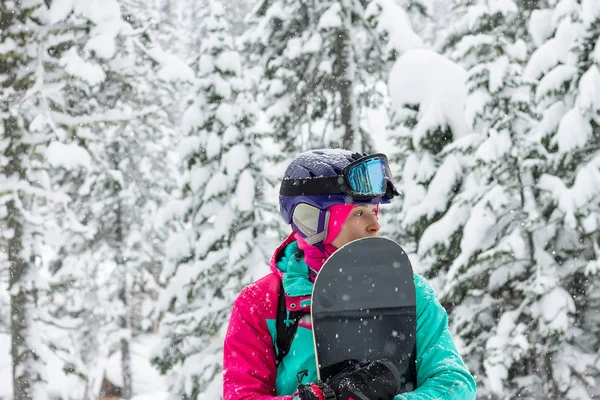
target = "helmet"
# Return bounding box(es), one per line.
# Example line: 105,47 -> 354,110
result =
279,149 -> 397,246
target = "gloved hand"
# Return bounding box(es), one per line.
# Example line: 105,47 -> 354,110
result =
297,360 -> 401,400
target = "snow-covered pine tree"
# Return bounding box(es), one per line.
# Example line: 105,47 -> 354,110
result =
379,5 -> 472,280
383,47 -> 472,280
523,0 -> 600,397
434,1 -> 598,398
0,1 -> 80,398
41,0 -> 186,398
244,0 -> 395,153
153,1 -> 267,397
155,0 -> 205,62
364,0 -> 427,64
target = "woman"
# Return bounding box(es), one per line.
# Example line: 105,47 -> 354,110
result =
223,149 -> 476,400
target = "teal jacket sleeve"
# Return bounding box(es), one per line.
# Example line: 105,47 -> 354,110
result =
395,274 -> 476,400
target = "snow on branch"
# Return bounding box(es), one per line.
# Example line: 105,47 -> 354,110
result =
50,106 -> 159,126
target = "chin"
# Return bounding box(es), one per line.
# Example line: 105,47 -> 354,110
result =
355,234 -> 378,241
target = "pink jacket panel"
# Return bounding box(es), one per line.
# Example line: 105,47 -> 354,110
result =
223,234 -> 298,399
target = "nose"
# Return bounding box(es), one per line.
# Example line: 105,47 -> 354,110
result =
367,214 -> 380,234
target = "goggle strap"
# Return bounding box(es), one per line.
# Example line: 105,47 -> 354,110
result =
304,231 -> 327,246
280,176 -> 345,196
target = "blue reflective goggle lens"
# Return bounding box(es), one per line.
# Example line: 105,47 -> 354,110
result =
346,158 -> 388,196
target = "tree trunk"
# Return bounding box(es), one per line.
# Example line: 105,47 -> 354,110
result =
117,220 -> 133,399
4,73 -> 42,400
114,143 -> 133,399
8,199 -> 35,400
120,335 -> 132,399
2,3 -> 42,397
334,0 -> 358,150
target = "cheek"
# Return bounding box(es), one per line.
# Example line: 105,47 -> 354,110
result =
347,218 -> 367,234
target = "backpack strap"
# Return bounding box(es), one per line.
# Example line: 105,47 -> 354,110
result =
275,282 -> 306,366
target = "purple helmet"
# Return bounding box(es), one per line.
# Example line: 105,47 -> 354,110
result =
279,149 -> 394,225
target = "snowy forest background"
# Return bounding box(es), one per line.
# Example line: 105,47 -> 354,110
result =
1,0 -> 600,399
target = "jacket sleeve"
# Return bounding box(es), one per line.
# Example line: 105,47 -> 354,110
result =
394,275 -> 477,400
223,281 -> 294,400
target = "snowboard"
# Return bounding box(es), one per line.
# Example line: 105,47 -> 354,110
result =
311,236 -> 417,393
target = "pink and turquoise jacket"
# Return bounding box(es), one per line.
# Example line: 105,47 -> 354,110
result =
223,234 -> 477,399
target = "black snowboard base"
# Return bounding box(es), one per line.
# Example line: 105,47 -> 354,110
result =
311,236 -> 417,392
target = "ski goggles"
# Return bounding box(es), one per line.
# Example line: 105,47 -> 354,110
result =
280,153 -> 399,200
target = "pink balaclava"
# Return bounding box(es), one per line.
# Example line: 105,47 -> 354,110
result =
295,204 -> 379,278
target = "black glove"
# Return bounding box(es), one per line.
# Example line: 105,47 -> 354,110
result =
297,360 -> 401,400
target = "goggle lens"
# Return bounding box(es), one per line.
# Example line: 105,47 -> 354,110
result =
346,158 -> 387,196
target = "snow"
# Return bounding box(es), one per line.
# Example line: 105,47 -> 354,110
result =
593,42 -> 600,69
398,181 -> 426,214
318,3 -> 342,30
0,37 -> 16,54
132,393 -> 171,400
46,141 -> 92,169
446,186 -> 510,284
60,48 -> 106,86
452,34 -> 494,66
146,46 -> 196,82
538,174 -> 577,227
302,34 -> 323,53
48,0 -> 75,23
528,9 -> 554,47
464,89 -> 492,128
552,0 -> 579,29
582,0 -> 600,25
577,66 -> 600,114
182,103 -> 206,137
534,64 -> 577,104
104,335 -> 168,394
365,0 -> 424,56
524,39 -> 559,79
0,335 -> 10,398
535,101 -> 567,140
74,0 -> 121,26
488,56 -> 510,94
489,0 -> 518,15
45,0 -> 123,61
388,49 -> 470,141
572,159 -> 600,209
205,131 -> 222,159
215,50 -> 242,75
216,103 -> 236,126
223,126 -> 242,146
554,18 -> 580,64
212,75 -> 233,101
190,167 -> 211,193
506,39 -> 527,63
552,108 -> 592,153
318,59 -> 332,74
225,143 -> 249,177
474,130 -> 512,162
1,330 -> 164,400
85,34 -> 117,60
404,154 -> 463,225
532,287 -> 575,334
236,169 -> 256,212
419,202 -> 471,255
537,163 -> 600,230
203,171 -> 230,200
284,38 -> 303,59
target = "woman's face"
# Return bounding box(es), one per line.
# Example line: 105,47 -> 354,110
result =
331,204 -> 380,248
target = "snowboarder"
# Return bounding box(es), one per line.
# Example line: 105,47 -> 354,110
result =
223,149 -> 476,399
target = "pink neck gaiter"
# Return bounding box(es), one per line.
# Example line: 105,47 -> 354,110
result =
294,204 -> 355,276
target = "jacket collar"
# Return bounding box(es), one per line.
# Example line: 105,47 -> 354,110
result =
270,232 -> 312,312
